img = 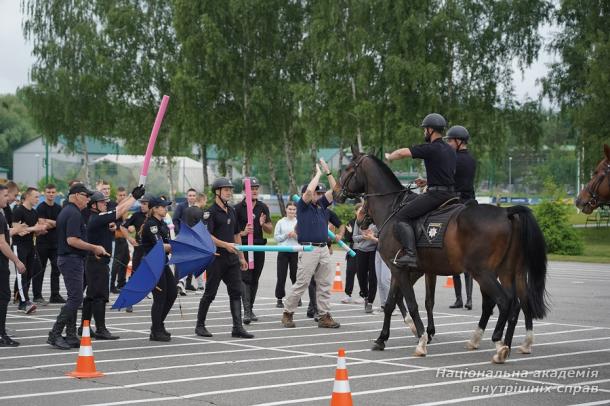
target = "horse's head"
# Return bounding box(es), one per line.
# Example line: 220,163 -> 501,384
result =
337,145 -> 367,203
576,144 -> 610,214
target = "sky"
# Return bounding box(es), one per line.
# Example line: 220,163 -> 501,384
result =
0,0 -> 556,104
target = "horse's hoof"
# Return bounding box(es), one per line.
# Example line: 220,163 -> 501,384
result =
466,327 -> 484,350
517,344 -> 532,354
372,341 -> 385,351
492,345 -> 509,364
495,341 -> 505,352
465,340 -> 479,350
413,333 -> 428,357
427,335 -> 433,344
518,330 -> 534,354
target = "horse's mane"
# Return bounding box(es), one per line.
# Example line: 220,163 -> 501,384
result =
366,154 -> 404,191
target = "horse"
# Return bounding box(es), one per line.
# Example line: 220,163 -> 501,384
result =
576,144 -> 610,214
337,146 -> 548,363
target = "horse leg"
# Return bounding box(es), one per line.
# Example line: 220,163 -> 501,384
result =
518,303 -> 534,354
372,279 -> 399,351
466,290 -> 494,350
425,273 -> 437,343
493,295 -> 520,364
477,276 -> 512,364
404,272 -> 423,337
396,270 -> 427,356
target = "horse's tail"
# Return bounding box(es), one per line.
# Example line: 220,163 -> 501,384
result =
506,205 -> 549,319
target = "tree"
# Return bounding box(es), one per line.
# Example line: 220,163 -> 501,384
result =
0,93 -> 38,178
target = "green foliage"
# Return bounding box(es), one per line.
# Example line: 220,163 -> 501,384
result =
0,93 -> 38,177
332,203 -> 356,227
534,200 -> 583,255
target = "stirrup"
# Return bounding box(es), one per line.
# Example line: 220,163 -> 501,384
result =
392,249 -> 417,268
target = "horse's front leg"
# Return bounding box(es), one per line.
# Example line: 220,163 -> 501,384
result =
395,269 -> 427,356
425,273 -> 437,343
372,278 -> 399,351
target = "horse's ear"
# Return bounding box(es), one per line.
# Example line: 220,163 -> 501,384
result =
350,144 -> 361,159
604,144 -> 610,161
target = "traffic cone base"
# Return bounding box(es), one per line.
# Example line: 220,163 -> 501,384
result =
443,276 -> 454,288
67,320 -> 104,378
331,263 -> 344,293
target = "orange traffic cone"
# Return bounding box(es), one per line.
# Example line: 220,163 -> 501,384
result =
443,276 -> 454,288
67,320 -> 104,378
331,263 -> 344,293
331,348 -> 353,406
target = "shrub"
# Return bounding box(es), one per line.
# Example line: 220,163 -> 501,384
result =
533,200 -> 583,255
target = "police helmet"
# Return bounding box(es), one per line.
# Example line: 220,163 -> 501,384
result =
446,125 -> 470,142
88,191 -> 108,206
420,113 -> 447,131
212,177 -> 234,191
140,193 -> 154,202
249,177 -> 260,188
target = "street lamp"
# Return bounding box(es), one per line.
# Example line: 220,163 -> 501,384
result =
508,156 -> 513,202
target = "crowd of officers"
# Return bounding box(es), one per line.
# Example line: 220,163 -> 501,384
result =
0,113 -> 476,348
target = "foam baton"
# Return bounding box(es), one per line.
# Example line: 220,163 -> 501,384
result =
236,245 -> 314,253
243,177 -> 254,269
291,194 -> 356,257
139,95 -> 170,186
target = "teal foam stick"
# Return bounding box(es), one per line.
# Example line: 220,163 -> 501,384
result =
236,245 -> 314,252
291,194 -> 357,257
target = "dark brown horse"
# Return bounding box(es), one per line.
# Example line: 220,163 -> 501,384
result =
337,147 -> 548,363
576,144 -> 610,214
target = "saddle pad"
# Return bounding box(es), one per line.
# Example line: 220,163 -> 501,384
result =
415,204 -> 465,248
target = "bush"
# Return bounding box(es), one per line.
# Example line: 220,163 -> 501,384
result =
534,200 -> 583,255
332,203 -> 356,226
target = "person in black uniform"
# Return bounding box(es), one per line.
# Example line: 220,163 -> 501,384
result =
35,184 -> 65,304
110,186 -> 130,293
385,113 -> 456,267
81,187 -> 143,339
195,178 -> 253,339
140,196 -> 178,341
447,125 -> 476,309
235,177 -> 273,324
183,193 -> 208,228
0,184 -> 26,347
48,183 -> 109,350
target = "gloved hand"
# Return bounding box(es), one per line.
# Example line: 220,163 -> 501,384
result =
131,185 -> 146,200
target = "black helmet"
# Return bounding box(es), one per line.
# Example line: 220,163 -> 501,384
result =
315,184 -> 327,193
420,113 -> 447,131
212,177 -> 234,191
141,193 -> 154,202
88,191 -> 108,206
446,125 -> 470,142
249,177 -> 260,188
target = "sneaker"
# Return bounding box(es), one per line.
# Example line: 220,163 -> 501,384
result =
33,297 -> 49,306
0,334 -> 20,347
281,312 -> 296,328
341,295 -> 353,304
19,302 -> 37,314
49,294 -> 67,304
364,301 -> 373,314
353,297 -> 364,304
276,299 -> 284,308
318,313 -> 340,328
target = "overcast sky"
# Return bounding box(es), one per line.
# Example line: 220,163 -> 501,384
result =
0,0 -> 556,104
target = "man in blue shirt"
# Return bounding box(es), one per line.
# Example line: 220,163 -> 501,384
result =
281,159 -> 340,329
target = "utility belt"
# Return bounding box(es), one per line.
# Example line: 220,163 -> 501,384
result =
427,186 -> 455,193
299,242 -> 327,247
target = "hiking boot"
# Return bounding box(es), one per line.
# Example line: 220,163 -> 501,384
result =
149,330 -> 171,342
449,299 -> 463,309
318,313 -> 340,328
281,311 -> 295,328
49,294 -> 67,304
0,334 -> 19,347
195,325 -> 212,337
47,332 -> 71,350
33,297 -> 49,306
95,328 -> 119,340
276,299 -> 284,308
231,326 -> 254,339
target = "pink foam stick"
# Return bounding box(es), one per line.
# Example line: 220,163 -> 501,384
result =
244,178 -> 254,269
139,95 -> 170,186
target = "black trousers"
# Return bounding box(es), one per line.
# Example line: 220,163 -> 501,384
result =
151,266 -> 177,332
0,266 -> 10,335
85,257 -> 110,302
132,246 -> 144,274
395,191 -> 455,222
275,252 -> 297,299
200,253 -> 243,306
343,254 -> 358,296
356,250 -> 377,303
35,244 -> 61,297
14,243 -> 38,304
111,238 -> 129,289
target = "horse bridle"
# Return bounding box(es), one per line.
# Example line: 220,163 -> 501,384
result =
338,154 -> 407,201
582,161 -> 610,211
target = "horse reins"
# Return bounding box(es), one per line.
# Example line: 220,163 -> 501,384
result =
583,161 -> 610,211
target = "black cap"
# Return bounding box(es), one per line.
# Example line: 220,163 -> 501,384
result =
140,193 -> 154,202
88,192 -> 109,204
249,177 -> 260,188
69,183 -> 93,196
149,196 -> 172,208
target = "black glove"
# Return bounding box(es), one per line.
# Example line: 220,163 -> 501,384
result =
131,185 -> 145,200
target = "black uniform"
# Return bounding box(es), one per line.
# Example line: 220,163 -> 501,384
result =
110,200 -> 128,291
12,205 -> 39,306
183,206 -> 208,228
140,216 -> 177,334
123,211 -> 147,272
0,211 -> 12,338
196,201 -> 250,336
235,199 -> 271,320
35,201 -> 62,299
455,149 -> 477,202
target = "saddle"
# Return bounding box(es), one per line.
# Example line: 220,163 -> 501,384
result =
414,200 -> 465,248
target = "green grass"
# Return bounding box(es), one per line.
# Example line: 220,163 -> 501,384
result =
548,227 -> 610,263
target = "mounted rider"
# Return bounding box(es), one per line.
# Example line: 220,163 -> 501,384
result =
385,113 -> 456,267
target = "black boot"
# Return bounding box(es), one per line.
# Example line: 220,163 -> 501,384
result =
241,282 -> 252,325
93,300 -> 119,340
449,298 -> 464,308
64,309 -> 80,348
465,272 -> 473,310
195,298 -> 213,337
450,275 -> 463,309
393,222 -> 418,268
230,299 -> 254,338
249,284 -> 259,321
47,306 -> 71,350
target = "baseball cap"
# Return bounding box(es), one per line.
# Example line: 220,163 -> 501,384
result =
69,183 -> 94,196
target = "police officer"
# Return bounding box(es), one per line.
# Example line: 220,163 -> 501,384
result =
447,125 -> 476,309
81,187 -> 143,339
195,178 -> 253,339
385,113 -> 456,267
140,196 -> 178,341
235,177 -> 273,324
48,184 -> 109,350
